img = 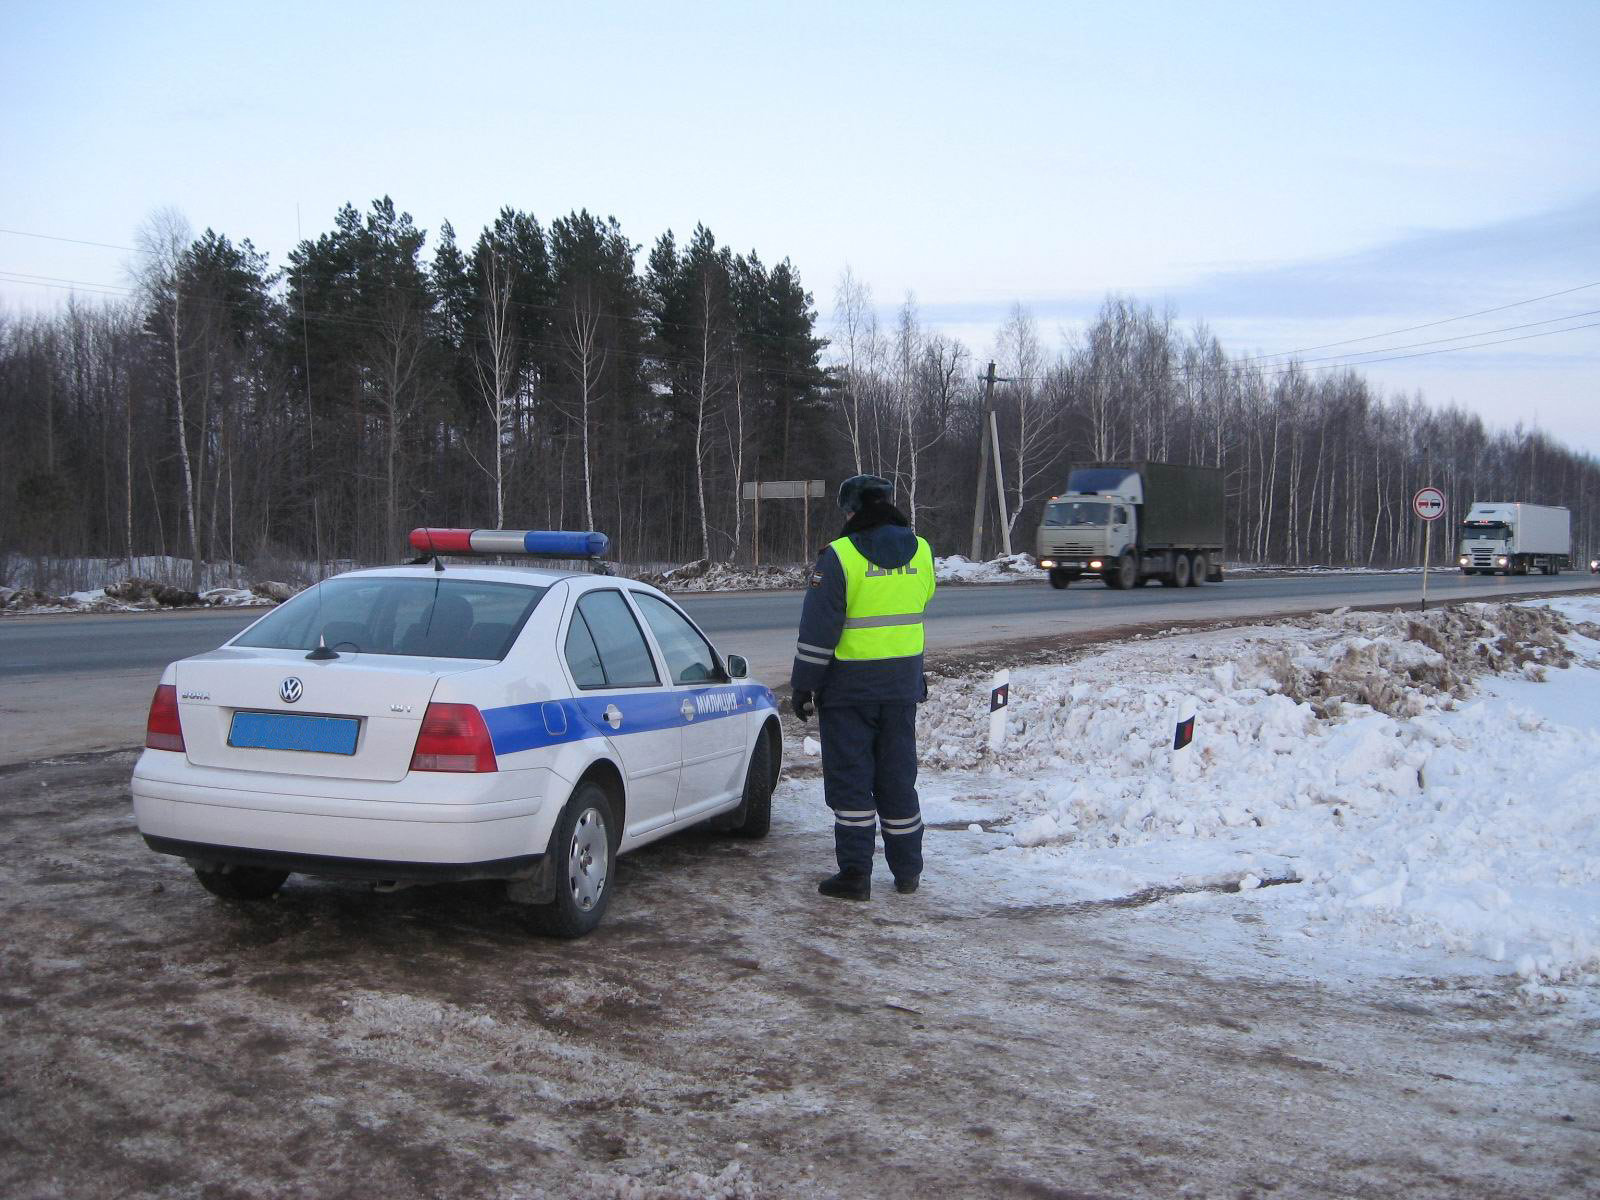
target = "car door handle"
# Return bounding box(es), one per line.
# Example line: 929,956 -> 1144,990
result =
680,699 -> 696,722
603,704 -> 623,730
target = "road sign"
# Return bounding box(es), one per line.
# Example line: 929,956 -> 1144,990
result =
1413,487 -> 1446,521
1413,486 -> 1446,612
741,480 -> 825,500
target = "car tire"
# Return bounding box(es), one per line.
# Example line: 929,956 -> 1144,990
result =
193,864 -> 288,901
727,731 -> 773,839
1048,570 -> 1071,590
533,782 -> 616,939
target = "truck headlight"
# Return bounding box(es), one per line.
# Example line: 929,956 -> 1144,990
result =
1458,556 -> 1468,565
1039,559 -> 1056,568
1591,560 -> 1598,570
1497,557 -> 1509,566
1089,559 -> 1103,570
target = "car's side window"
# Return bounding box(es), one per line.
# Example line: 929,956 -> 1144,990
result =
632,593 -> 718,685
1114,506 -> 1129,524
572,590 -> 660,689
563,612 -> 606,688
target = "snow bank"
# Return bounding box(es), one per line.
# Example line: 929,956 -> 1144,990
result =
862,600 -> 1600,1001
1,577 -> 283,615
646,560 -> 813,592
933,553 -> 1044,584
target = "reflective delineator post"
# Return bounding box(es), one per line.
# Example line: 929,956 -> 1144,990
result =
1172,695 -> 1197,779
988,669 -> 1010,753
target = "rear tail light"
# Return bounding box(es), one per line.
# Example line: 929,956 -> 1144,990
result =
145,684 -> 185,752
410,703 -> 497,773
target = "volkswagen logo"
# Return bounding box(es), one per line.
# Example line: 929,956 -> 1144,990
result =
279,676 -> 304,705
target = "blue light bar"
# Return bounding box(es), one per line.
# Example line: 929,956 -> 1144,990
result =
521,530 -> 609,559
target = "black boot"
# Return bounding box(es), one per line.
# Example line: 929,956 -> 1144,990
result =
818,870 -> 871,901
894,874 -> 920,895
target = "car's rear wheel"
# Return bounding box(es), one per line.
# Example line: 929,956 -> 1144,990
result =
533,783 -> 615,938
192,864 -> 288,901
726,731 -> 773,838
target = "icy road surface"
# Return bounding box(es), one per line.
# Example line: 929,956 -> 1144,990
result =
4,601 -> 1599,1198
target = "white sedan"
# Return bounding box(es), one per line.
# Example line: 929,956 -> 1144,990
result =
132,529 -> 780,936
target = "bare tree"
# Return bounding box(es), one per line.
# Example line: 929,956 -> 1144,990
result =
994,304 -> 1053,540
472,248 -> 518,528
559,288 -> 607,533
134,208 -> 201,589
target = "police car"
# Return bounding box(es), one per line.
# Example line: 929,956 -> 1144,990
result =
131,529 -> 780,937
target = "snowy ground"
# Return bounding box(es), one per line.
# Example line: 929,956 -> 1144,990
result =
4,600 -> 1599,1197
788,596 -> 1600,1007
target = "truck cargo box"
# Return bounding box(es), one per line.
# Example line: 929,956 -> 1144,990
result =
1067,461 -> 1225,548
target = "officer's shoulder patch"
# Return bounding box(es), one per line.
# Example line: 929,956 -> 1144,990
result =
809,570 -> 825,588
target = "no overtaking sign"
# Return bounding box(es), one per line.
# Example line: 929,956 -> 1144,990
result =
1413,487 -> 1446,521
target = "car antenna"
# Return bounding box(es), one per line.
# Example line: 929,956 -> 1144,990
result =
304,577 -> 338,659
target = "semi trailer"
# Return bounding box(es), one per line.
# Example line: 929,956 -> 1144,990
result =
1035,461 -> 1225,590
1458,502 -> 1571,575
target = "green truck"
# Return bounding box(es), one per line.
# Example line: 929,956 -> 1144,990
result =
1035,461 -> 1226,590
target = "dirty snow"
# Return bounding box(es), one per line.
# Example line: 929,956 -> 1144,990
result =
792,598 -> 1600,1005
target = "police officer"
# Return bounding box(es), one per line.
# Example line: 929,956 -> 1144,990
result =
791,474 -> 936,900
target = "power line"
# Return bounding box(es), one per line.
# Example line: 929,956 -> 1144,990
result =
1287,307 -> 1600,366
1238,279 -> 1600,362
0,227 -> 136,252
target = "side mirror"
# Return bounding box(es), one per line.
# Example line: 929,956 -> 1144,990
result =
726,654 -> 749,680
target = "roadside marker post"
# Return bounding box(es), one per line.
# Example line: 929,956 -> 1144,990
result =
988,669 -> 1010,753
1172,695 -> 1197,780
1413,486 -> 1446,611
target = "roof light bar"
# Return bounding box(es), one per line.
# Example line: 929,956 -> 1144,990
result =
409,528 -> 610,560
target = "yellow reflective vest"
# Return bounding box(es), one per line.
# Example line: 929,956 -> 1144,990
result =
830,535 -> 936,660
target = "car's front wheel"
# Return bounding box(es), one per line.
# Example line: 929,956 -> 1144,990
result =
192,864 -> 287,901
726,730 -> 774,838
534,783 -> 615,938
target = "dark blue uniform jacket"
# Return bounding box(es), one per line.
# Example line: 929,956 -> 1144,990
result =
790,524 -> 927,707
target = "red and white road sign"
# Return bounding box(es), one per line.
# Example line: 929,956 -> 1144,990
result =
1412,487 -> 1446,521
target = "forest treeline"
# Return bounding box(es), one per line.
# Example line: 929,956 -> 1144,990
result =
1,196 -> 1596,588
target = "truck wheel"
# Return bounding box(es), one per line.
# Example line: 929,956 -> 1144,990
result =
1048,570 -> 1071,590
1163,554 -> 1191,588
1190,552 -> 1207,586
1109,553 -> 1137,590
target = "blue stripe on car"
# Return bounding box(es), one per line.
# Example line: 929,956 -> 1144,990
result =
482,683 -> 776,757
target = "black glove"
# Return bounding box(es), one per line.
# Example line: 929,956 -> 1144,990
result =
791,690 -> 815,722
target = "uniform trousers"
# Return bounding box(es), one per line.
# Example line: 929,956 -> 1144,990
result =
818,702 -> 923,880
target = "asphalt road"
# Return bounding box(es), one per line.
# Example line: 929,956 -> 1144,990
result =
2,569 -> 1597,764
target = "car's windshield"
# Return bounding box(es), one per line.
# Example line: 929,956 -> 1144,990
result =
233,576 -> 548,660
1043,500 -> 1110,527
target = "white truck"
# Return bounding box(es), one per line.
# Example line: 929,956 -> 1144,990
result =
1458,502 -> 1571,575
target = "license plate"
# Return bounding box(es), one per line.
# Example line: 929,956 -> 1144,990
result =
229,711 -> 360,755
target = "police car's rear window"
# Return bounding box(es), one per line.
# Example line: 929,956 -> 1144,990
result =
233,577 -> 548,660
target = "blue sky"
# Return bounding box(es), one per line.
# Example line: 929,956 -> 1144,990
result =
3,0 -> 1597,449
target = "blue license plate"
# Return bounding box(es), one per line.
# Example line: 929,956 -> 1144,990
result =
229,711 -> 360,755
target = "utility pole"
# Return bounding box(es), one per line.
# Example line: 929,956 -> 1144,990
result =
968,361 -> 1014,559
